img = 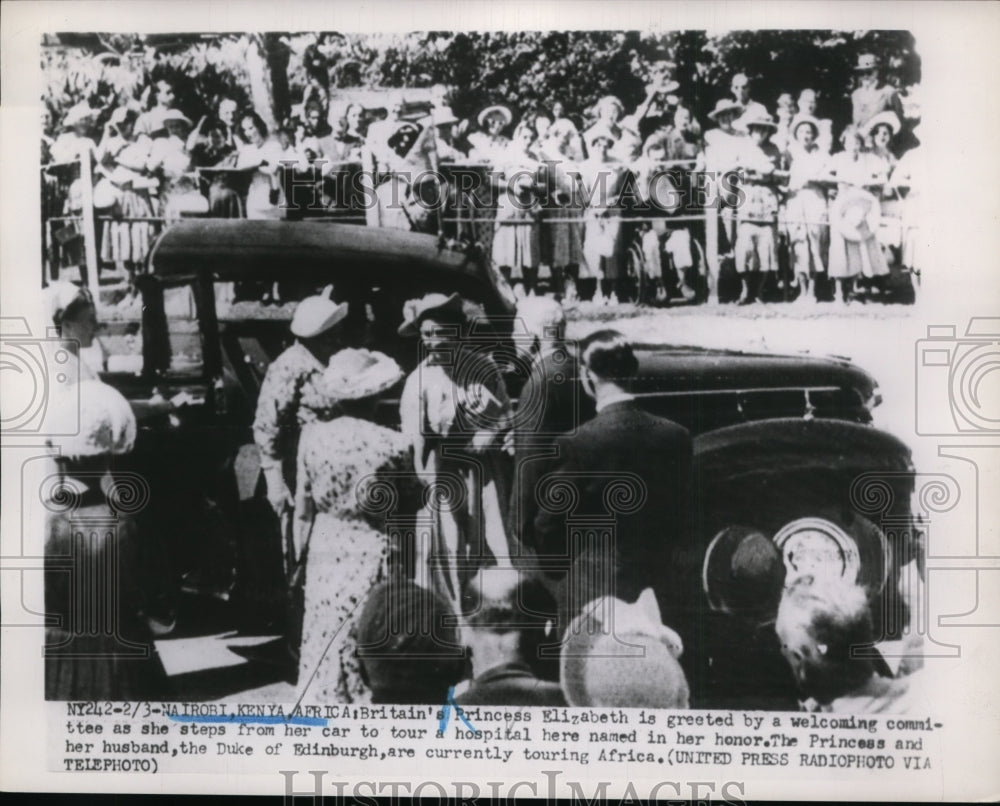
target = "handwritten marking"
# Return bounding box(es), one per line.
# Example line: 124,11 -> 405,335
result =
438,686 -> 477,734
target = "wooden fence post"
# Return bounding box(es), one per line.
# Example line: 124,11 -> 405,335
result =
77,155 -> 100,303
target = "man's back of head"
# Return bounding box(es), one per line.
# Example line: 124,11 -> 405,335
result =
578,329 -> 638,383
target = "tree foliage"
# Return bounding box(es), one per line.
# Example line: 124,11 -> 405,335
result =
44,29 -> 920,136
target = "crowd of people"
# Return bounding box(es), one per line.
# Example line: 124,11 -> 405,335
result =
42,280 -> 927,711
44,53 -> 922,305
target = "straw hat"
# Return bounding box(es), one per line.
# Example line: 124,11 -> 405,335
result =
791,114 -> 821,138
62,101 -> 98,129
309,348 -> 403,402
477,104 -> 512,128
160,109 -> 192,128
854,53 -> 880,72
742,109 -> 778,132
560,589 -> 690,708
290,286 -> 349,338
397,292 -> 465,337
863,110 -> 901,138
48,380 -> 137,459
707,98 -> 744,122
829,187 -> 882,244
593,95 -> 625,116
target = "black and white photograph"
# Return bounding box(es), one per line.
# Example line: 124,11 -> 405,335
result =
2,1 -> 998,800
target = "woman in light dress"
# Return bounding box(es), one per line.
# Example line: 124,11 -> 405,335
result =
292,348 -> 416,703
784,116 -> 831,303
491,121 -> 542,294
236,111 -> 285,219
398,293 -> 514,608
827,126 -> 891,302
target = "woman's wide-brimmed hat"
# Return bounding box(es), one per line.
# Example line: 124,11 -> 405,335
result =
854,53 -> 880,72
707,98 -> 744,122
290,285 -> 349,339
477,104 -> 513,128
310,348 -> 403,402
829,187 -> 882,244
62,101 -> 98,129
593,95 -> 625,116
397,292 -> 465,337
743,109 -> 778,132
702,526 -> 786,623
790,114 -> 821,138
560,589 -> 690,708
863,110 -> 901,138
48,379 -> 137,459
160,109 -> 193,128
44,281 -> 93,328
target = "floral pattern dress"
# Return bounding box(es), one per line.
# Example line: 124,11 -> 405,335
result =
293,416 -> 413,703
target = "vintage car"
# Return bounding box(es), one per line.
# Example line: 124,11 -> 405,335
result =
98,219 -> 916,644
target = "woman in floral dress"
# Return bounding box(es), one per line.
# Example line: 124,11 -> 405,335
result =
292,348 -> 414,703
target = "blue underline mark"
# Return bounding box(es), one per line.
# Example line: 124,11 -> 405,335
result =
168,714 -> 327,727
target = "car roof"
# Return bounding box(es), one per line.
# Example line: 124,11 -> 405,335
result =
148,220 -> 510,307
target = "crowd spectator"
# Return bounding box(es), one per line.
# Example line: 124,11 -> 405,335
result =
784,114 -> 831,302
491,121 -> 542,293
851,53 -> 905,132
455,568 -> 565,706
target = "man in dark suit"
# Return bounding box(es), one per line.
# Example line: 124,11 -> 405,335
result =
455,568 -> 566,707
509,297 -> 594,560
532,329 -> 695,628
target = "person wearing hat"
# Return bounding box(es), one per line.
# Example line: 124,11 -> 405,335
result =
362,92 -> 441,231
454,568 -> 566,706
730,72 -> 768,133
43,281 -> 103,380
864,110 -> 901,169
508,297 -> 594,553
626,60 -> 686,143
42,378 -> 167,699
49,101 -> 99,164
398,293 -> 515,607
579,124 -> 630,303
700,527 -> 799,709
851,53 -> 905,131
290,348 -> 414,702
583,94 -> 640,163
827,125 -> 891,302
146,109 -> 199,220
490,120 -> 542,295
704,98 -> 748,290
784,114 -> 832,302
468,104 -> 513,164
560,589 -> 690,708
733,110 -> 784,304
356,576 -> 465,704
253,287 -> 350,521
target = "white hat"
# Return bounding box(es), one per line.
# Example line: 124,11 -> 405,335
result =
863,110 -> 901,138
791,114 -> 821,138
477,104 -> 512,128
160,109 -> 192,127
49,380 -> 137,458
62,101 -> 98,129
302,348 -> 403,406
432,106 -> 458,127
584,123 -> 618,148
707,98 -> 744,122
560,589 -> 690,708
290,286 -> 349,339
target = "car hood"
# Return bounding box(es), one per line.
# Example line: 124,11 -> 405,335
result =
631,343 -> 878,401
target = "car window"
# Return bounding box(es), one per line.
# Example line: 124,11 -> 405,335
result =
162,285 -> 205,376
